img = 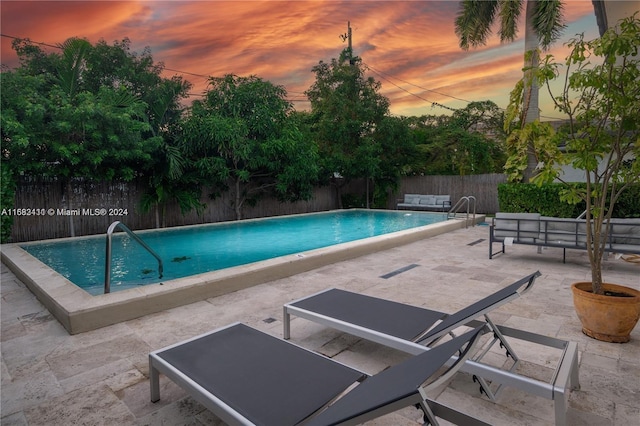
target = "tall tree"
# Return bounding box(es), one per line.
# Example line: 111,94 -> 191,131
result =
370,116 -> 418,206
504,15 -> 640,293
455,0 -> 565,180
140,78 -> 202,228
1,37 -> 190,233
181,74 -> 319,220
306,49 -> 390,207
451,100 -> 505,138
1,37 -> 186,182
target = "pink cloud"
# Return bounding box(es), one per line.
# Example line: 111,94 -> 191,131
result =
1,1 -> 600,117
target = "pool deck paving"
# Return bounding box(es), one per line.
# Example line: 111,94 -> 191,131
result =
1,222 -> 639,425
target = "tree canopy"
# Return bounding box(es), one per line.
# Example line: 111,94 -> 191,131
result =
406,101 -> 506,176
306,49 -> 391,206
455,0 -> 566,180
181,74 -> 319,219
2,35 -> 511,239
1,37 -> 190,182
504,14 -> 640,293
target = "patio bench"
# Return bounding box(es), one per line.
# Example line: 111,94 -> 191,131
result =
489,213 -> 640,262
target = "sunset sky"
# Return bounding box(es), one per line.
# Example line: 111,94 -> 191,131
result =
1,1 -> 608,119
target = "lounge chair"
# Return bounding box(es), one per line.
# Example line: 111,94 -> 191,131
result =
283,271 -> 580,426
149,322 -> 489,426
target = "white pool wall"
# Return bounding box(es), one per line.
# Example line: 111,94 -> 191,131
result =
1,211 -> 484,334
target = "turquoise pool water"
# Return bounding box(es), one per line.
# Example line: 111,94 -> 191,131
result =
22,210 -> 447,295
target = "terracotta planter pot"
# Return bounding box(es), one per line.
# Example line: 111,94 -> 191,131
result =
571,282 -> 640,343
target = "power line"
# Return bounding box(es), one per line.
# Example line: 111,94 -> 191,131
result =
164,67 -> 208,79
364,61 -> 565,121
365,62 -> 471,105
1,33 -> 60,50
364,63 -> 458,112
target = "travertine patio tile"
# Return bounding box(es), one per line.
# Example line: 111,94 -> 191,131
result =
568,385 -> 615,421
136,396 -> 221,426
46,334 -> 150,380
2,224 -> 639,425
2,325 -> 69,380
119,375 -> 187,419
613,402 -> 640,426
23,384 -> 135,425
57,358 -> 140,394
0,369 -> 64,418
437,384 -> 554,426
0,287 -> 43,322
1,320 -> 25,342
0,411 -> 28,425
578,363 -> 640,407
566,407 -> 613,425
332,339 -> 411,375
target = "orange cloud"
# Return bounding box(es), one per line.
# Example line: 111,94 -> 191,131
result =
1,2 -> 151,54
1,0 -> 600,118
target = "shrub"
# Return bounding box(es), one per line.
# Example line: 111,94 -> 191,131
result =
0,167 -> 16,243
498,183 -> 640,218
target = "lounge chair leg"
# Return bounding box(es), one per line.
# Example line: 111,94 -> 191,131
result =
149,358 -> 160,403
283,306 -> 291,339
417,400 -> 440,426
552,340 -> 580,426
554,390 -> 568,426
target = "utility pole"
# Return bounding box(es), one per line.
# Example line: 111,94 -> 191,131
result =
340,21 -> 354,65
347,21 -> 354,65
347,21 -> 353,63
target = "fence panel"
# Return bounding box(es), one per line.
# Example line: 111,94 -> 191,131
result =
8,174 -> 503,242
8,177 -> 338,242
390,174 -> 507,213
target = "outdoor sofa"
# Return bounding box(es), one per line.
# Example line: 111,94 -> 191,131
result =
396,194 -> 452,211
489,212 -> 640,261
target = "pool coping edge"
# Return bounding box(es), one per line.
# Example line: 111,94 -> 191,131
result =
1,214 -> 483,334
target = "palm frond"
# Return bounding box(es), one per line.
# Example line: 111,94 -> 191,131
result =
164,143 -> 185,180
56,38 -> 91,98
533,0 -> 566,50
498,0 -> 523,42
455,0 -> 500,49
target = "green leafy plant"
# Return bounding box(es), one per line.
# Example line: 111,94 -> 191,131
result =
497,183 -> 585,217
0,166 -> 16,243
505,15 -> 640,295
181,74 -> 319,220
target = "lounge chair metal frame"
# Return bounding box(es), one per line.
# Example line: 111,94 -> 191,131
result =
149,322 -> 490,426
283,272 -> 580,425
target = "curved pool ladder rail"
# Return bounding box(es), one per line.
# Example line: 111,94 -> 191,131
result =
448,195 -> 476,227
105,221 -> 163,294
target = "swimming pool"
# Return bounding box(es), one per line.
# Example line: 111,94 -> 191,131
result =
1,209 -> 483,333
21,210 -> 447,295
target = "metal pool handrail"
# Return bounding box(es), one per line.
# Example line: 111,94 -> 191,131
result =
448,195 -> 476,227
105,221 -> 163,294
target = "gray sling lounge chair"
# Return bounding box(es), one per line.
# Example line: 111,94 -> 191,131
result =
283,271 -> 580,426
150,322 -> 488,426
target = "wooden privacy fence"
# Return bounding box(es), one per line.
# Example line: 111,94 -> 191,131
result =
7,174 -> 505,242
390,174 -> 507,214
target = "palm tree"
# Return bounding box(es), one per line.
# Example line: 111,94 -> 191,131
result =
455,0 -> 565,180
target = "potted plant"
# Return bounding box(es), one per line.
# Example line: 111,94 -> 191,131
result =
504,14 -> 640,342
